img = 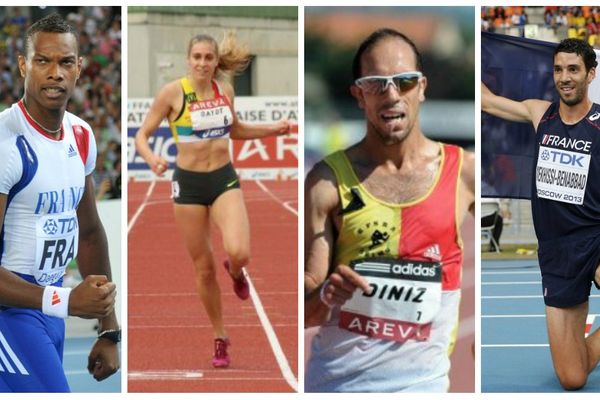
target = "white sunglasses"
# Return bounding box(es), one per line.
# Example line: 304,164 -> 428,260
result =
355,71 -> 423,94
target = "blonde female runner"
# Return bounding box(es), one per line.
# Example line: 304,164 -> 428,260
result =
135,32 -> 290,367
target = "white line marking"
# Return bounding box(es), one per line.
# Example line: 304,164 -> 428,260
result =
0,331 -> 28,375
483,313 -> 599,318
128,370 -> 203,380
482,281 -> 540,285
255,180 -> 298,216
128,372 -> 285,381
483,294 -> 600,299
128,291 -> 296,297
127,180 -> 156,234
128,323 -> 297,329
483,314 -> 546,318
482,271 -> 540,275
245,268 -> 298,391
483,344 -> 549,348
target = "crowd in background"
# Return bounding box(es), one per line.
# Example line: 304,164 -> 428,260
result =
482,6 -> 600,47
0,6 -> 121,200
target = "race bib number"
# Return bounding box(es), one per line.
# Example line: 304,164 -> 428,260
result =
189,98 -> 233,139
536,144 -> 590,205
34,210 -> 78,285
171,181 -> 180,199
339,258 -> 442,343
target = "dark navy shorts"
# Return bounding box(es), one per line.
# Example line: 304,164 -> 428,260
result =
538,231 -> 600,308
0,274 -> 69,392
171,163 -> 240,206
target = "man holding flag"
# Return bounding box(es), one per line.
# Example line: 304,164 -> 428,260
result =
482,37 -> 600,390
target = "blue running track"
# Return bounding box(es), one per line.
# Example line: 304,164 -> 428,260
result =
482,259 -> 600,392
64,337 -> 120,392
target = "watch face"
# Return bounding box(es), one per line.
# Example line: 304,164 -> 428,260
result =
100,330 -> 121,343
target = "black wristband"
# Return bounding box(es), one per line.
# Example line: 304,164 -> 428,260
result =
98,329 -> 121,343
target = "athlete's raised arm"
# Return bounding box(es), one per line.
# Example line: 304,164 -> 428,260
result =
481,82 -> 551,130
304,161 -> 370,327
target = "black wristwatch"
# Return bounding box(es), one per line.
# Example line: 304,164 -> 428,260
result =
98,329 -> 121,343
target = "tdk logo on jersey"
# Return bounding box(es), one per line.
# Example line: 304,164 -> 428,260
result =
544,149 -> 585,167
67,144 -> 78,158
43,219 -> 59,235
43,217 -> 78,236
391,262 -> 436,277
542,134 -> 592,152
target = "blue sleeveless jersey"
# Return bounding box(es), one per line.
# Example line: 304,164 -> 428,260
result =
532,102 -> 600,242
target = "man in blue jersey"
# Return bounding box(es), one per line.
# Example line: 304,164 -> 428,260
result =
482,38 -> 600,390
0,13 -> 120,392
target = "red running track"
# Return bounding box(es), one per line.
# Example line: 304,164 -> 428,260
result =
128,180 -> 298,392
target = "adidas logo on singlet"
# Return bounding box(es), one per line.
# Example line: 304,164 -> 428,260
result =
67,144 -> 78,158
424,244 -> 441,262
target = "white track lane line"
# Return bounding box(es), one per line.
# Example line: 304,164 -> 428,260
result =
127,180 -> 156,234
482,271 -> 540,275
255,180 -> 298,216
244,267 -> 298,392
484,314 -> 600,318
483,294 -> 600,299
129,180 -> 297,389
482,344 -> 549,348
128,370 -> 204,380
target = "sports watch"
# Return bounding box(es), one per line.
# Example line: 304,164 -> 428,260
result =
98,329 -> 121,343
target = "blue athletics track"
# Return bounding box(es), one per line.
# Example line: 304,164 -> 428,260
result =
64,336 -> 121,392
482,259 -> 600,392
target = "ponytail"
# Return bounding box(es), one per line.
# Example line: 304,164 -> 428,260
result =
187,31 -> 251,78
217,31 -> 251,76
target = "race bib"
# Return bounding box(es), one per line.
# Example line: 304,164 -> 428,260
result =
34,210 -> 78,285
171,180 -> 180,199
536,142 -> 591,205
189,98 -> 233,139
339,258 -> 442,343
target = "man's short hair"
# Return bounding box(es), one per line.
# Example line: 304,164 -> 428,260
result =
554,38 -> 597,72
24,13 -> 78,58
352,28 -> 423,80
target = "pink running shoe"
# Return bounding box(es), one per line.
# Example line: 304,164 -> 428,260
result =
223,260 -> 250,300
212,338 -> 231,368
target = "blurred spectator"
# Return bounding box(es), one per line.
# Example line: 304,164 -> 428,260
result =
0,6 -> 121,199
483,6 -> 600,47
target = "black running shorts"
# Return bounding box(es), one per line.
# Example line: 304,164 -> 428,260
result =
171,163 -> 240,205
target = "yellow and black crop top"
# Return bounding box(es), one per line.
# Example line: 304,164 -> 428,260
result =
169,77 -> 234,143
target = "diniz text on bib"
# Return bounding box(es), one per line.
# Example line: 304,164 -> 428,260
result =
189,97 -> 233,139
339,258 -> 442,343
35,209 -> 79,285
536,134 -> 592,205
